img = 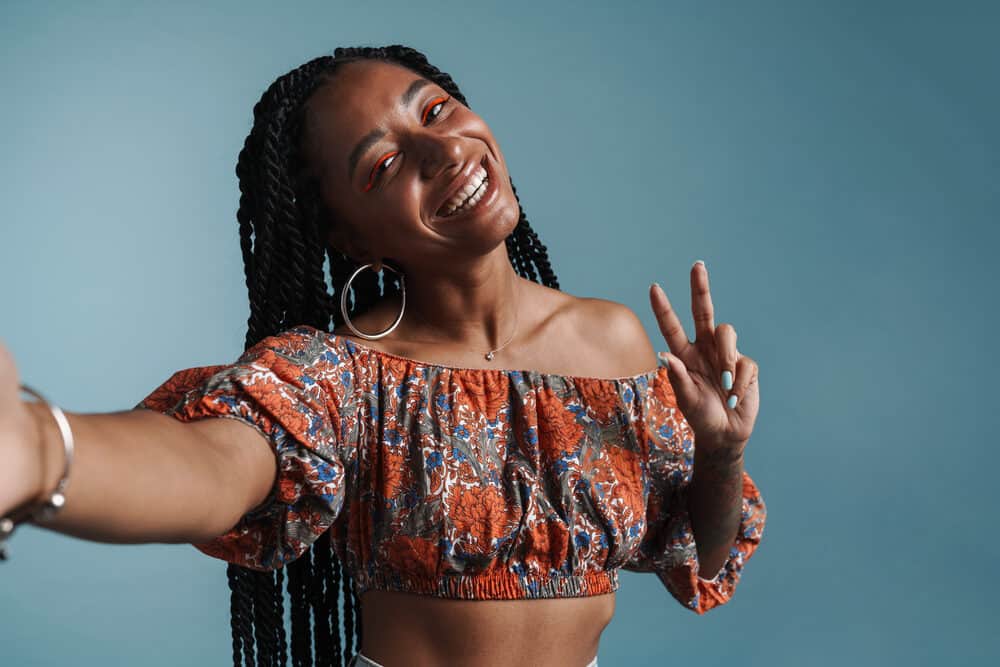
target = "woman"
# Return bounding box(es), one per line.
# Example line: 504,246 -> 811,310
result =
0,45 -> 766,667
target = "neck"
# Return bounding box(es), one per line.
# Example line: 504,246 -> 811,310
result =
399,244 -> 521,351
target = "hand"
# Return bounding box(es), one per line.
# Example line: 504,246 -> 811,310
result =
0,340 -> 45,517
649,261 -> 760,458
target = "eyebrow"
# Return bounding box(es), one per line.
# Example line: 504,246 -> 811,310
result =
347,77 -> 433,183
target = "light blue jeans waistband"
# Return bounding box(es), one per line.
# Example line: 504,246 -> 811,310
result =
349,651 -> 599,666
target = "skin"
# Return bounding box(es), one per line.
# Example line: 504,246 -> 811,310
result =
0,58 -> 761,667
296,60 -> 761,665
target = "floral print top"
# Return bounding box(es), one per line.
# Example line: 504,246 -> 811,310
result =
135,324 -> 766,614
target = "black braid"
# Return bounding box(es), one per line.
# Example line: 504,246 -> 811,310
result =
287,547 -> 313,667
328,539 -> 342,667
227,44 -> 560,666
352,584 -> 364,649
341,560 -> 354,660
275,568 -> 289,665
229,564 -> 257,667
309,530 -> 334,666
250,570 -> 277,667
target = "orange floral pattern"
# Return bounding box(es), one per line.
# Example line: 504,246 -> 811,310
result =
135,325 -> 766,612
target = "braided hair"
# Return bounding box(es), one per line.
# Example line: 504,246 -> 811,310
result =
228,44 -> 560,666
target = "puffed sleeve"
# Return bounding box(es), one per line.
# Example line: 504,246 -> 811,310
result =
133,324 -> 350,571
622,359 -> 766,614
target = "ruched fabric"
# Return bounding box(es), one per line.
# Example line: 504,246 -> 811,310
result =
136,325 -> 766,612
621,365 -> 767,614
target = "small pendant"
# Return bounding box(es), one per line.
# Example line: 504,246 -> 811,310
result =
485,351 -> 495,361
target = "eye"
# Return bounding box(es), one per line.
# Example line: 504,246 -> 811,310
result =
364,150 -> 399,192
362,95 -> 451,193
421,95 -> 450,125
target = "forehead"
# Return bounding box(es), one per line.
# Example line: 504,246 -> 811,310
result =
303,60 -> 433,179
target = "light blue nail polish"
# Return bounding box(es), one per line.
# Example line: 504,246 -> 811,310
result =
727,394 -> 738,409
721,370 -> 733,391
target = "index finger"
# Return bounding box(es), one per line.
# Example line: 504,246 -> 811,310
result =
649,282 -> 692,357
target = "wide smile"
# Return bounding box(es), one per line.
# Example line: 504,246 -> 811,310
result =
434,155 -> 499,221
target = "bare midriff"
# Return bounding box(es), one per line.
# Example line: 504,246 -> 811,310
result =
358,589 -> 615,667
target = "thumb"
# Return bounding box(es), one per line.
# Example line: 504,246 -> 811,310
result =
657,351 -> 699,409
0,340 -> 21,404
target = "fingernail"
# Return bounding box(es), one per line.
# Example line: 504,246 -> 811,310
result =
651,281 -> 661,292
727,394 -> 738,409
721,370 -> 733,391
694,259 -> 705,268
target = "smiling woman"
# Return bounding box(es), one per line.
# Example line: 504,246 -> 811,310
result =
1,43 -> 766,667
296,53 -> 529,282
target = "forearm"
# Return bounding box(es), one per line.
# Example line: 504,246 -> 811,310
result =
688,443 -> 745,579
24,403 -> 261,545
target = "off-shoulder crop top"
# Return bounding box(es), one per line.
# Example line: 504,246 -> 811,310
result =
136,324 -> 766,614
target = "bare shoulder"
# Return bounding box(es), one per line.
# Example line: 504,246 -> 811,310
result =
526,281 -> 658,377
575,296 -> 658,375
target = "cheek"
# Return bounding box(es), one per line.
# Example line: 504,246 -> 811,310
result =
364,180 -> 428,240
376,178 -> 426,227
398,177 -> 426,212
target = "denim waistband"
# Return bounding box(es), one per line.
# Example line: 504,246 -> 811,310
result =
349,651 -> 599,666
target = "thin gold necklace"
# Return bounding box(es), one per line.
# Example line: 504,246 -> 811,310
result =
408,278 -> 519,361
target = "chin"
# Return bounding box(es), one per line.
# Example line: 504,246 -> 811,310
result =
473,194 -> 521,252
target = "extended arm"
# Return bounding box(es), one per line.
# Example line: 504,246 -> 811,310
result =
18,401 -> 277,545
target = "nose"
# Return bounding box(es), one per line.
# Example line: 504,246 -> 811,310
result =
416,131 -> 466,182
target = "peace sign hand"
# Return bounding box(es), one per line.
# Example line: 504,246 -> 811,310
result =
649,261 -> 760,459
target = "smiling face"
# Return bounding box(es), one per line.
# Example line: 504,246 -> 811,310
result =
300,59 -> 521,275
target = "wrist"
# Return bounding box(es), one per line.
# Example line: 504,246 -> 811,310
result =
694,439 -> 746,466
23,399 -> 65,505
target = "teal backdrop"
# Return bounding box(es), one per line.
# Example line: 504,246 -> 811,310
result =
1,1 -> 997,665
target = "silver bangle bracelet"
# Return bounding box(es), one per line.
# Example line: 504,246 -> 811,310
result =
0,384 -> 75,561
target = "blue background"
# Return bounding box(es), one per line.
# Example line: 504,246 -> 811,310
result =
2,1 -> 997,665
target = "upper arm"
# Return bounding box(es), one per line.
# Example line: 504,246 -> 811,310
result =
187,416 -> 278,536
135,325 -> 350,569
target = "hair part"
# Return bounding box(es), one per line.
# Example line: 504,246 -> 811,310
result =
230,44 -> 560,666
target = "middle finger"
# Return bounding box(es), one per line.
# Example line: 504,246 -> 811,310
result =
691,260 -> 716,344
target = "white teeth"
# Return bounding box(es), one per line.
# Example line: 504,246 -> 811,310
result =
441,166 -> 488,216
444,176 -> 488,216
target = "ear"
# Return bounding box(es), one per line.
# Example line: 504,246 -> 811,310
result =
325,223 -> 380,268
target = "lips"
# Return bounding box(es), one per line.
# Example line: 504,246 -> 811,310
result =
434,155 -> 488,219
